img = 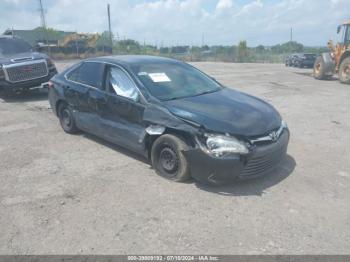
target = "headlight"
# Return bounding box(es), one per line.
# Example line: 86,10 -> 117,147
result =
205,134 -> 249,157
281,120 -> 288,129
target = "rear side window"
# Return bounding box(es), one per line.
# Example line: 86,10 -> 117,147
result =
67,62 -> 105,90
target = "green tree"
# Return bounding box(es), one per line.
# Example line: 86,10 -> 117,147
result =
255,45 -> 265,53
115,39 -> 141,54
237,40 -> 248,62
96,31 -> 113,47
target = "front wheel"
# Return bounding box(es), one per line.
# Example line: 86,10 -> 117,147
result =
151,134 -> 191,182
58,102 -> 79,134
314,56 -> 327,80
339,57 -> 350,84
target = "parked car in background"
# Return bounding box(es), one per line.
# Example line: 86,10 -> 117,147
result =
285,55 -> 292,66
0,35 -> 57,95
292,53 -> 317,68
285,55 -> 297,67
49,55 -> 289,186
288,54 -> 299,67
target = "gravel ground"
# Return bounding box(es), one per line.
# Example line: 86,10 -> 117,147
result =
0,61 -> 349,254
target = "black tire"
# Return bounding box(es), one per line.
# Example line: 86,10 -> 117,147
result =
339,57 -> 350,85
58,102 -> 79,134
151,134 -> 191,182
314,56 -> 327,80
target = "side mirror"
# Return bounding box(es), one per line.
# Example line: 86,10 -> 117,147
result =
34,44 -> 42,52
337,25 -> 342,34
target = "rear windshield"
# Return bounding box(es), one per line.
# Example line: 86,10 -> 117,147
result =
0,38 -> 32,56
303,54 -> 316,59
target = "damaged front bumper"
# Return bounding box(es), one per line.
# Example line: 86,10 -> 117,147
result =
183,129 -> 290,185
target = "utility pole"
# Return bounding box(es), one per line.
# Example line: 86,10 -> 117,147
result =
290,27 -> 293,42
38,0 -> 49,53
38,0 -> 47,29
107,4 -> 113,53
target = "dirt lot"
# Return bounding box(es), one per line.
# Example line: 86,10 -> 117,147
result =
0,61 -> 349,254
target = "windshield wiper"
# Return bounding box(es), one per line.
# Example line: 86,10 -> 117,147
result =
163,89 -> 220,101
193,89 -> 220,97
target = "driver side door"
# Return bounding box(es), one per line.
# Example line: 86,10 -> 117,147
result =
100,65 -> 146,154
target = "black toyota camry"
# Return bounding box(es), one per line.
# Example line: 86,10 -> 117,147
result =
48,55 -> 289,185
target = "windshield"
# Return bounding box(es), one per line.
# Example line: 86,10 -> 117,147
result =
303,54 -> 316,59
0,38 -> 32,56
131,62 -> 222,101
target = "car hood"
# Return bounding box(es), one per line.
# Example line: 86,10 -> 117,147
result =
163,88 -> 282,137
0,52 -> 47,65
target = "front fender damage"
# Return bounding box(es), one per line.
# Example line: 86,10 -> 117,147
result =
140,104 -> 246,185
139,104 -> 200,145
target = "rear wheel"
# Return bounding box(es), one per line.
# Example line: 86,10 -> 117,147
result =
151,134 -> 191,182
314,56 -> 327,80
339,57 -> 350,84
58,102 -> 79,134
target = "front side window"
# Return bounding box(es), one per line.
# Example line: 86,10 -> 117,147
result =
0,38 -> 32,56
345,26 -> 350,45
67,62 -> 104,90
107,67 -> 139,101
131,62 -> 221,101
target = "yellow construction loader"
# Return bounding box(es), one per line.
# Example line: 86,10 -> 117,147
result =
314,21 -> 350,84
60,33 -> 100,49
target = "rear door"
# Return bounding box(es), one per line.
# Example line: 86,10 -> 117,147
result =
65,61 -> 106,132
100,65 -> 146,153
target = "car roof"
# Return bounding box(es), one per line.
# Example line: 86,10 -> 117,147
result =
85,55 -> 181,66
0,35 -> 15,39
0,35 -> 26,41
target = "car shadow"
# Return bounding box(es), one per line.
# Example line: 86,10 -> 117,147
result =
74,132 -> 296,194
195,154 -> 296,196
293,71 -> 337,81
293,71 -> 314,77
82,133 -> 150,165
0,88 -> 48,103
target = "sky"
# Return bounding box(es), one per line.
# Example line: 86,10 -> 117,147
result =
0,0 -> 349,46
